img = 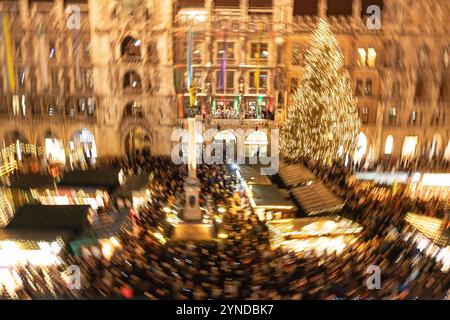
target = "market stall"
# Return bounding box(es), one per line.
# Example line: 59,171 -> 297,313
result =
290,181 -> 344,216
267,215 -> 363,256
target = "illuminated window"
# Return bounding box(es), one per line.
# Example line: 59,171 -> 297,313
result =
384,135 -> 394,155
12,95 -> 20,116
354,132 -> 368,162
357,48 -> 376,67
251,43 -> 269,60
21,95 -> 26,116
367,48 -> 376,67
357,48 -> 367,67
402,136 -> 418,159
410,111 -> 419,125
45,137 -> 66,164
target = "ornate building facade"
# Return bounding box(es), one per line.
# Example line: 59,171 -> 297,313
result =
0,0 -> 449,167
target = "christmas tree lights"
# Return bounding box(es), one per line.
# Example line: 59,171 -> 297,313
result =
281,19 -> 360,165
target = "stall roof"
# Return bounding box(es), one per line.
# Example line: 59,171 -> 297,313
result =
59,168 -> 121,190
250,184 -> 295,210
278,162 -> 316,188
291,181 -> 344,216
0,228 -> 74,243
405,212 -> 450,247
8,174 -> 54,189
237,165 -> 272,185
6,204 -> 90,233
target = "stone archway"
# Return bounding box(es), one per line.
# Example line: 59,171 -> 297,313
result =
124,126 -> 152,160
68,128 -> 97,169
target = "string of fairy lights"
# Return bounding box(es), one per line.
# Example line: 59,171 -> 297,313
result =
281,19 -> 360,166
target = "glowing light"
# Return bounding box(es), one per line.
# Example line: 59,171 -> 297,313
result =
421,173 -> 450,187
218,233 -> 228,239
402,136 -> 418,159
384,135 -> 394,155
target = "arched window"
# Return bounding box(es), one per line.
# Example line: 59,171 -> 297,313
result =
402,136 -> 418,160
384,135 -> 394,155
123,71 -> 142,90
121,36 -> 141,58
44,131 -> 66,165
69,128 -> 97,167
123,101 -> 143,118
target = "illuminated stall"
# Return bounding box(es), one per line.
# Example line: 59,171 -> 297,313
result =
404,212 -> 450,272
408,173 -> 450,201
267,216 -> 363,256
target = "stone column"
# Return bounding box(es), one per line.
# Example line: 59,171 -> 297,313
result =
183,117 -> 202,221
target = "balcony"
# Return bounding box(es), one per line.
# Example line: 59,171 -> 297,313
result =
247,16 -> 273,32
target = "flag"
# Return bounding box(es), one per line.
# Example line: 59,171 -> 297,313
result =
218,31 -> 227,91
178,94 -> 184,118
186,27 -> 193,88
189,83 -> 197,107
1,14 -> 15,93
38,25 -> 49,89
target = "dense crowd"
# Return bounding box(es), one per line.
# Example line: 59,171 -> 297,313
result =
1,155 -> 449,300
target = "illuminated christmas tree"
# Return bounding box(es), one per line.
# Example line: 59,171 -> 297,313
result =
281,19 -> 360,165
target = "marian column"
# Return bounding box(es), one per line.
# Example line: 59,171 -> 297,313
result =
183,27 -> 202,221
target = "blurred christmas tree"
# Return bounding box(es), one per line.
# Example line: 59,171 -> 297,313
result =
281,19 -> 360,165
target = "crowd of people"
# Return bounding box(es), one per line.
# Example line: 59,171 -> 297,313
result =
1,154 -> 449,300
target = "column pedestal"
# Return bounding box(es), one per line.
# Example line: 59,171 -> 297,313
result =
183,177 -> 202,221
